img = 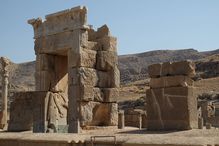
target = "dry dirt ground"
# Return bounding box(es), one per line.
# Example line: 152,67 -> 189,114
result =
0,128 -> 219,145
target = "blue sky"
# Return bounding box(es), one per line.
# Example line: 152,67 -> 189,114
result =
1,0 -> 219,63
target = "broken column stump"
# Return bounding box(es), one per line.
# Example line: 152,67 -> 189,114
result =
146,60 -> 198,130
118,110 -> 125,129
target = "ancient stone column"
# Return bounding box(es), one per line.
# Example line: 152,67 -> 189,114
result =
0,57 -> 9,129
138,113 -> 142,129
206,123 -> 212,129
198,117 -> 203,129
118,110 -> 124,129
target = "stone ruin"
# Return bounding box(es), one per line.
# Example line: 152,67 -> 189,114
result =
2,6 -> 202,134
8,6 -> 119,133
146,60 -> 198,130
0,57 -> 9,129
198,99 -> 219,128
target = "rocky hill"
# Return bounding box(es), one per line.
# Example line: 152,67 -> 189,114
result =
119,48 -> 219,84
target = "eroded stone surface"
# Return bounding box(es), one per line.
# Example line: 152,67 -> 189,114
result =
148,60 -> 195,78
28,6 -> 119,133
146,61 -> 198,130
0,57 -> 9,129
149,75 -> 194,89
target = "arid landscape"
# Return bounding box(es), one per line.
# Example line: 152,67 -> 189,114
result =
0,48 -> 219,110
1,3 -> 219,145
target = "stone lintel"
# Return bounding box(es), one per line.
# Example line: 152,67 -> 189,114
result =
28,6 -> 88,39
45,6 -> 87,19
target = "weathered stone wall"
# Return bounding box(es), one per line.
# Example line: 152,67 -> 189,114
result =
8,91 -> 69,132
28,6 -> 119,133
8,91 -> 48,132
146,60 -> 198,130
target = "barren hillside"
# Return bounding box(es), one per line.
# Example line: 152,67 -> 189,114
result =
0,48 -> 218,108
119,48 -> 219,84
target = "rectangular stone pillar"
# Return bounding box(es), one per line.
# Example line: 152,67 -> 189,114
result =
146,61 -> 198,130
68,28 -> 84,133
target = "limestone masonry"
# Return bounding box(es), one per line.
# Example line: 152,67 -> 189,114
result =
8,6 -> 119,133
0,57 -> 9,129
146,60 -> 198,130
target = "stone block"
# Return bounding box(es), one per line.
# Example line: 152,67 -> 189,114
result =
96,25 -> 110,39
69,67 -> 98,86
148,63 -> 160,78
108,103 -> 118,126
102,88 -> 119,102
29,6 -> 87,38
97,71 -> 111,88
171,60 -> 196,77
96,51 -> 118,71
80,102 -> 118,126
42,32 -> 74,53
68,48 -> 97,68
70,86 -> 118,102
97,67 -> 120,88
125,110 -> 145,128
146,87 -> 198,130
8,91 -> 48,132
93,88 -> 104,102
149,75 -> 194,89
148,60 -> 195,78
70,85 -> 94,101
8,93 -> 33,132
87,25 -> 110,41
97,36 -> 117,52
87,41 -> 98,51
110,67 -> 120,88
87,28 -> 96,41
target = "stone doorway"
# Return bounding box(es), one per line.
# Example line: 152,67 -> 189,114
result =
36,52 -> 69,132
28,6 -> 119,133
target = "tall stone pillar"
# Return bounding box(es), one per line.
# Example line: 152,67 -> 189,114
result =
68,28 -> 86,133
0,57 -> 9,129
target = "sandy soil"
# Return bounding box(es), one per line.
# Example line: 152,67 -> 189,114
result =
0,128 -> 219,145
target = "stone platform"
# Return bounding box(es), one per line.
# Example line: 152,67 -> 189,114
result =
0,127 -> 219,146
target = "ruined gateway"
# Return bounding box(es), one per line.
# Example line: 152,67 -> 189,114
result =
1,5 -> 219,146
8,6 -> 119,133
